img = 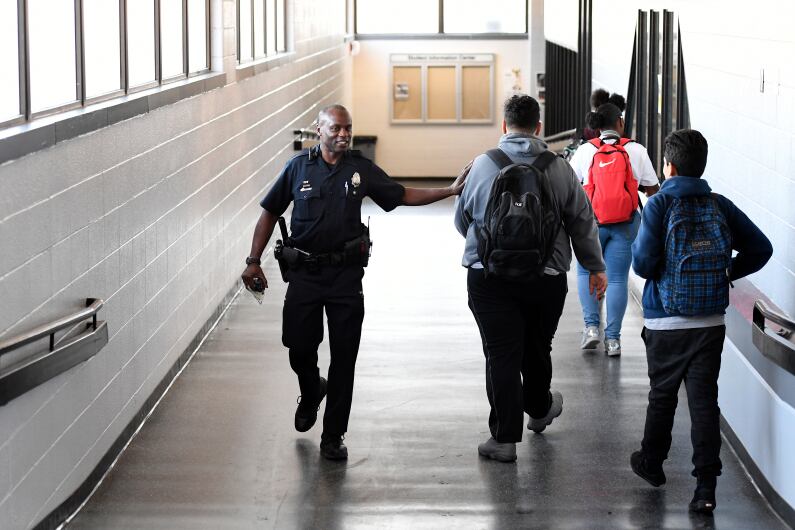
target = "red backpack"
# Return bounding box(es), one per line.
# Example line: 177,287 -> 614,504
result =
584,137 -> 639,224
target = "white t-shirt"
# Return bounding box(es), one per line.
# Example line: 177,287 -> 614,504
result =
569,132 -> 660,188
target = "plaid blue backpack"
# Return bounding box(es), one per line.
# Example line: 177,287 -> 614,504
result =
659,194 -> 732,315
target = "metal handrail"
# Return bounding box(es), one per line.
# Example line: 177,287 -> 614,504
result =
543,128 -> 577,144
0,298 -> 103,357
752,300 -> 795,376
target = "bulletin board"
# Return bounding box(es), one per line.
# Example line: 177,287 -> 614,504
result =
390,54 -> 494,124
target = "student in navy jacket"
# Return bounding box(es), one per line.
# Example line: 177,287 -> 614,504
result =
629,129 -> 772,514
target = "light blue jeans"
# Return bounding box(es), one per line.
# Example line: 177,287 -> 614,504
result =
576,212 -> 641,340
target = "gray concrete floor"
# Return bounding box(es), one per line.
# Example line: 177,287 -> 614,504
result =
68,196 -> 787,529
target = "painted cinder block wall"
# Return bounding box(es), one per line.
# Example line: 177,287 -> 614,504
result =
0,0 -> 351,527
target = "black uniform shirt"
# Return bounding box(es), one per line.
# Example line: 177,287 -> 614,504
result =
261,145 -> 405,253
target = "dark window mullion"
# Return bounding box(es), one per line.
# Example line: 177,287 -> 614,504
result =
250,0 -> 255,59
18,0 -> 30,119
155,0 -> 162,82
235,0 -> 240,61
262,0 -> 267,56
273,0 -> 277,52
75,0 -> 86,104
120,0 -> 128,91
183,0 -> 189,75
438,0 -> 443,34
206,0 -> 210,69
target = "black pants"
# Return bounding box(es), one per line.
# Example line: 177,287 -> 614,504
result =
282,265 -> 365,437
641,325 -> 725,478
467,269 -> 567,443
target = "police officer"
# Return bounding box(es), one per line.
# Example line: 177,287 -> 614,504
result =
241,104 -> 468,460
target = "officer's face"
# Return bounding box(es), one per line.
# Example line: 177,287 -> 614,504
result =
318,110 -> 353,154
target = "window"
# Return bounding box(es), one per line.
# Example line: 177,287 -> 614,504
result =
83,0 -> 122,99
0,1 -> 21,123
356,0 -> 527,35
444,0 -> 527,34
127,0 -> 156,88
2,0 -> 210,128
28,0 -> 78,113
237,0 -> 288,63
390,54 -> 494,124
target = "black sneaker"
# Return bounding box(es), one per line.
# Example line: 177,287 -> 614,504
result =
630,451 -> 666,487
320,434 -> 348,460
294,377 -> 327,432
689,476 -> 717,514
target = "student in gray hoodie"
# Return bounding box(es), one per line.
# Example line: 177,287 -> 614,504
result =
454,95 -> 607,462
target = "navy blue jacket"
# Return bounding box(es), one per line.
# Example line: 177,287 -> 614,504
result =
632,176 -> 773,318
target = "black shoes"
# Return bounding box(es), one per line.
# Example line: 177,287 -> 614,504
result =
320,434 -> 348,460
630,451 -> 666,487
294,377 -> 327,432
689,476 -> 717,514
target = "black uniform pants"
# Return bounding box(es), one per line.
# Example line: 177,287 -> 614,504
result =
640,325 -> 725,478
282,265 -> 365,437
467,269 -> 567,443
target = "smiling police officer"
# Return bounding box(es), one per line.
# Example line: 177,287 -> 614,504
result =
241,104 -> 468,460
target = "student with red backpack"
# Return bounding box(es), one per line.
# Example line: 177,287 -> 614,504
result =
629,129 -> 772,513
569,101 -> 660,356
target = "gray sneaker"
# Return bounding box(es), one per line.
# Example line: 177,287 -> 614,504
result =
477,437 -> 517,462
605,338 -> 622,357
528,390 -> 563,433
581,326 -> 601,349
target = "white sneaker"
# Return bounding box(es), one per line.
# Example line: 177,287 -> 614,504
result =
581,326 -> 601,349
605,338 -> 622,357
528,390 -> 563,433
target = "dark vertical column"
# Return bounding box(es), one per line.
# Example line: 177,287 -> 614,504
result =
635,10 -> 647,149
647,10 -> 659,170
676,23 -> 690,129
661,10 -> 674,148
625,38 -> 637,138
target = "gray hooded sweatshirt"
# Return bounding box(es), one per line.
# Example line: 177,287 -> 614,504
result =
454,133 -> 605,274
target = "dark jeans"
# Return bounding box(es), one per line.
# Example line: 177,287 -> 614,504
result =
467,269 -> 567,443
640,325 -> 725,478
282,265 -> 365,437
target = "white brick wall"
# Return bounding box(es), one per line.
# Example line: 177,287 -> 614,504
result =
0,0 -> 350,527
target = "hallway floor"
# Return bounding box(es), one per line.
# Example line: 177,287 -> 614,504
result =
68,196 -> 787,529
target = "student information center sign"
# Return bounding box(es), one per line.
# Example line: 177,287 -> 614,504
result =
390,54 -> 495,124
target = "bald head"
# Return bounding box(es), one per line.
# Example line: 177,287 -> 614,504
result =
318,104 -> 350,126
316,104 -> 352,159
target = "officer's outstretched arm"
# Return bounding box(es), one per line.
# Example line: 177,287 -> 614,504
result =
241,209 -> 279,291
401,161 -> 471,206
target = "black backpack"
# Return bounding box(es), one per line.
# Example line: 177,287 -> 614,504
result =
476,149 -> 561,281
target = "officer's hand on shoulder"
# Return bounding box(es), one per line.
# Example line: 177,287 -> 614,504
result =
449,160 -> 473,196
241,264 -> 268,292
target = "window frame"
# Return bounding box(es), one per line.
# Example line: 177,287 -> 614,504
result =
1,0 -> 212,127
236,0 -> 289,66
354,0 -> 529,39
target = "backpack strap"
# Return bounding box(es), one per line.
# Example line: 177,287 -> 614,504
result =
485,148 -> 515,170
533,150 -> 557,172
618,137 -> 634,147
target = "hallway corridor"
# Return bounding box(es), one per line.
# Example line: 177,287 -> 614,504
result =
68,197 -> 785,529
